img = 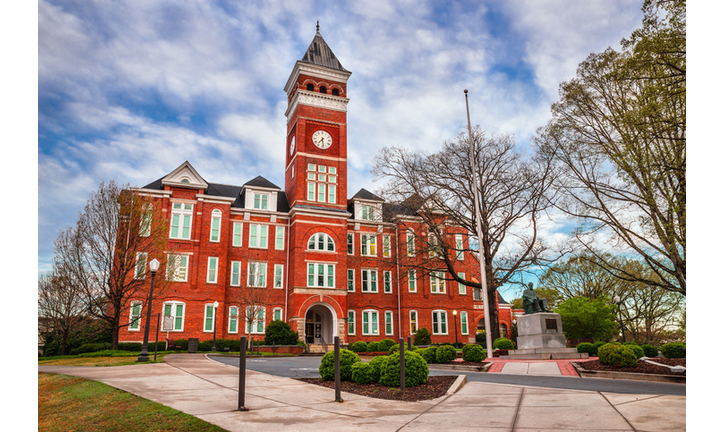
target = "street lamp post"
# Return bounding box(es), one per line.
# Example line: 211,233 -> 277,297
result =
452,310 -> 458,347
613,295 -> 626,343
212,301 -> 219,351
138,258 -> 160,362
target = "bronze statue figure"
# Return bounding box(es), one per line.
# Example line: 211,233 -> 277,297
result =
522,282 -> 548,315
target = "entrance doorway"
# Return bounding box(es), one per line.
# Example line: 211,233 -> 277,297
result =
304,304 -> 336,345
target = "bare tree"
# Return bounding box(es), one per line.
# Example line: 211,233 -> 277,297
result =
53,181 -> 168,349
235,268 -> 273,350
373,127 -> 561,340
38,270 -> 88,355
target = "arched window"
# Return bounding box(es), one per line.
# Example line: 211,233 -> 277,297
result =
499,323 -> 508,338
332,88 -> 340,96
210,209 -> 221,242
306,83 -> 314,91
307,232 -> 335,251
320,86 -> 327,94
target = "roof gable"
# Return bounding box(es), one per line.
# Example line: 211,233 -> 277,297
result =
161,161 -> 208,190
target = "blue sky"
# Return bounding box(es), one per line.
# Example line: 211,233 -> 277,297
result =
34,0 -> 652,300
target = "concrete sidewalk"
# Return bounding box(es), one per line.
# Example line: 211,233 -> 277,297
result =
38,354 -> 685,431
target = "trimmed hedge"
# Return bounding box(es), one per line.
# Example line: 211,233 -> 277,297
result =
368,355 -> 388,383
462,343 -> 486,362
576,342 -> 597,356
349,341 -> 368,353
379,339 -> 396,352
435,344 -> 457,364
598,343 -> 637,367
351,362 -> 375,384
493,337 -> 515,350
420,346 -> 437,364
623,342 -> 645,359
366,341 -> 381,353
641,344 -> 659,358
319,349 -> 361,381
661,342 -> 686,359
379,351 -> 429,387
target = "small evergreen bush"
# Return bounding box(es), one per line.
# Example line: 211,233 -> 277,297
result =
435,344 -> 457,363
660,342 -> 686,359
462,343 -> 486,362
379,339 -> 396,351
351,362 -> 375,384
623,342 -> 645,359
349,341 -> 368,353
413,327 -> 432,346
598,343 -> 637,367
420,346 -> 437,364
592,341 -> 606,354
379,351 -> 429,387
319,349 -> 361,381
368,355 -> 388,383
366,341 -> 381,352
576,342 -> 597,356
641,344 -> 659,357
493,337 -> 515,350
264,320 -> 299,346
387,344 -> 417,354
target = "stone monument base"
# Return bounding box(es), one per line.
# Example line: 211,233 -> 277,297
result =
501,312 -> 589,360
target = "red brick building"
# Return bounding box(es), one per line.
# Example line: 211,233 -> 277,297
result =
119,29 -> 513,350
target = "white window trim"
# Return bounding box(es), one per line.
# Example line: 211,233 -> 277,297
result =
274,264 -> 284,289
135,252 -> 147,280
455,234 -> 464,260
232,222 -> 243,247
347,232 -> 354,255
409,310 -> 418,334
169,202 -> 193,240
253,192 -> 269,210
307,262 -> 336,288
348,310 -> 356,335
245,307 -> 266,334
362,309 -> 379,336
407,230 -> 415,256
128,301 -> 142,331
248,262 -> 267,287
249,224 -> 268,249
228,306 -> 239,334
203,303 -> 217,333
408,269 -> 417,293
361,269 -> 378,293
347,269 -> 355,292
139,204 -> 152,237
163,301 -> 186,332
385,310 -> 394,335
273,307 -> 283,321
383,235 -> 391,257
307,232 -> 335,252
461,311 -> 469,335
432,310 -> 448,335
167,254 -> 189,282
275,226 -> 285,250
230,261 -> 241,287
207,257 -> 218,284
431,271 -> 446,294
383,270 -> 392,294
360,234 -> 377,257
210,209 -> 222,243
458,272 -> 466,295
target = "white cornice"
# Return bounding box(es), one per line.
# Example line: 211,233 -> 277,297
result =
285,90 -> 349,120
131,187 -> 172,198
284,61 -> 351,95
196,194 -> 236,205
289,206 -> 351,220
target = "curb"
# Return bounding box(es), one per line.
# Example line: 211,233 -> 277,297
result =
428,363 -> 492,373
571,362 -> 686,384
446,374 -> 468,395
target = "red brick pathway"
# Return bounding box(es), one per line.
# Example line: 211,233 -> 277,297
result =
485,357 -> 597,377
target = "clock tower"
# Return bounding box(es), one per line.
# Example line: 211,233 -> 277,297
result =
283,25 -> 351,210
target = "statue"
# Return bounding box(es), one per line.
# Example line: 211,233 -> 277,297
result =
522,283 -> 548,315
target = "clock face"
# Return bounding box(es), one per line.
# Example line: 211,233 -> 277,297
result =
289,136 -> 295,155
312,130 -> 333,150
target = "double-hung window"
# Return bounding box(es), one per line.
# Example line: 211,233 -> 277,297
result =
383,235 -> 391,257
385,311 -> 394,335
307,164 -> 337,203
228,306 -> 239,333
361,269 -> 378,293
253,193 -> 268,210
246,307 -> 266,333
432,310 -> 447,335
163,302 -> 185,331
273,308 -> 283,321
406,230 -> 415,256
204,303 -> 217,332
135,252 -> 147,279
207,257 -> 218,284
460,311 -> 469,335
409,310 -> 418,333
347,233 -> 354,255
129,302 -> 142,331
347,310 -> 355,335
458,272 -> 466,295
455,234 -> 464,260
232,222 -> 243,247
273,264 -> 284,288
408,270 -> 417,292
361,205 -> 375,220
347,269 -> 355,292
362,310 -> 379,335
383,271 -> 392,293
430,271 -> 446,293
360,234 -> 376,256
248,262 -> 267,287
170,203 -> 193,240
210,209 -> 221,242
307,263 -> 335,288
230,261 -> 241,286
275,226 -> 285,250
166,254 -> 189,282
249,224 -> 268,248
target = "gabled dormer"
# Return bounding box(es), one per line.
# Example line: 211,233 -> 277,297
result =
161,161 -> 208,190
241,176 -> 282,212
349,188 -> 384,223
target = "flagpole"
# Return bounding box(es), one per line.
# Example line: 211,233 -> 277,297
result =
464,89 -> 493,359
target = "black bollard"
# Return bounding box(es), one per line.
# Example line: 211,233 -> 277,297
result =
238,336 -> 248,411
399,338 -> 405,391
154,313 -> 160,362
334,336 -> 343,402
407,335 -> 412,350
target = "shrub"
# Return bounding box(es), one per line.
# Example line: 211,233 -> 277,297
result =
368,355 -> 388,383
435,344 -> 457,364
462,344 -> 486,362
351,362 -> 375,384
319,349 -> 361,381
641,344 -> 659,357
379,339 -> 396,351
598,343 -> 637,367
69,343 -> 106,356
592,341 -> 606,355
118,342 -> 143,352
264,320 -> 299,346
349,341 -> 368,353
420,346 -> 437,364
576,342 -> 597,356
660,342 -> 686,359
379,351 -> 429,387
413,327 -> 432,346
366,341 -> 381,352
493,337 -> 515,350
475,332 -> 486,345
387,344 -> 417,354
623,342 -> 645,359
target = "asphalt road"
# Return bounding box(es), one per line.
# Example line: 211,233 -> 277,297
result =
208,354 -> 685,396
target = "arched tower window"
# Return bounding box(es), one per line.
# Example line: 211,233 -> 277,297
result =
307,232 -> 335,251
320,86 -> 327,94
306,83 -> 314,91
332,88 -> 339,96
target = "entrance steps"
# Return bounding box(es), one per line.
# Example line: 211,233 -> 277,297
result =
307,343 -> 333,354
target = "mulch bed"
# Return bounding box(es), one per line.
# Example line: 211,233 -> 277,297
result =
573,358 -> 686,376
297,375 -> 458,402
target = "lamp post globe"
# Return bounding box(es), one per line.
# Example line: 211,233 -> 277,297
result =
137,258 -> 160,362
452,310 -> 458,347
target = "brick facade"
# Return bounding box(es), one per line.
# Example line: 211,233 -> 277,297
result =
118,30 -> 513,347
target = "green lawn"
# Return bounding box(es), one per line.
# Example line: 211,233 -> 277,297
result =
38,373 -> 228,432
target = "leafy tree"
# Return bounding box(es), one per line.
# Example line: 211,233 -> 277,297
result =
373,127 -> 561,341
555,297 -> 617,341
52,181 -> 169,349
534,0 -> 686,296
539,254 -> 627,301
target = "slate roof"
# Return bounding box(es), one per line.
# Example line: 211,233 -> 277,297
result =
300,28 -> 349,72
350,188 -> 384,201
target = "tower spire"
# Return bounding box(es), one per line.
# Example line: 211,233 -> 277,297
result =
316,20 -> 320,33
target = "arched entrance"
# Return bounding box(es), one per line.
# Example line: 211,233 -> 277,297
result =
304,303 -> 337,345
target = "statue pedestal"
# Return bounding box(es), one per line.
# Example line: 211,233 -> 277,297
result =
502,313 -> 588,360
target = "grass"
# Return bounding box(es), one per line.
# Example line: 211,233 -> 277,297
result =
38,373 -> 227,432
38,350 -> 174,367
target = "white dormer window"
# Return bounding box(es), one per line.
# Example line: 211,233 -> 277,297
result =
362,205 -> 374,220
253,193 -> 268,210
